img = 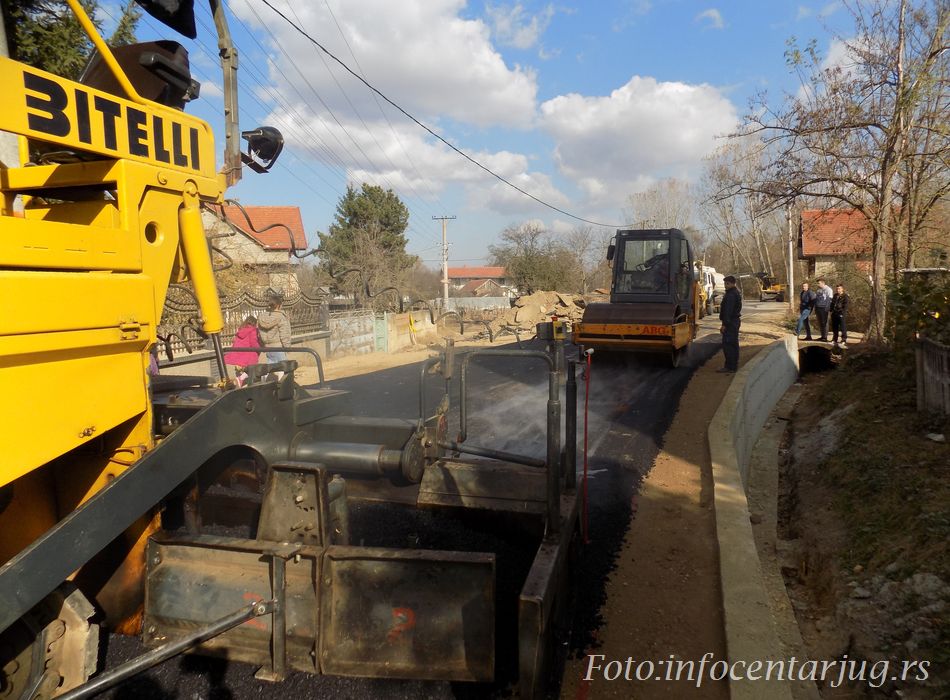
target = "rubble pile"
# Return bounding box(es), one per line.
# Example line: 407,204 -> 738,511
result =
490,291 -> 588,337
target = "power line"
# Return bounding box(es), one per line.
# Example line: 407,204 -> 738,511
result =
258,0 -> 623,229
321,0 -> 442,205
288,2 -> 441,222
202,6 -> 444,249
239,2 -> 443,247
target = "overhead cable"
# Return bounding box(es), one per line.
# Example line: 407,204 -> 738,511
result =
258,0 -> 622,229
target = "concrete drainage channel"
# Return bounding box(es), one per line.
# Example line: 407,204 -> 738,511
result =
799,343 -> 839,374
708,335 -> 805,700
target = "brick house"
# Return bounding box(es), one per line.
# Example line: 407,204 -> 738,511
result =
799,209 -> 873,278
202,204 -> 309,294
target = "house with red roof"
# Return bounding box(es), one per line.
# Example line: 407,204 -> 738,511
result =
202,204 -> 309,294
447,265 -> 514,296
799,209 -> 873,277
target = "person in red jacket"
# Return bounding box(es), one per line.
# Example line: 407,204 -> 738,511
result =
225,316 -> 261,386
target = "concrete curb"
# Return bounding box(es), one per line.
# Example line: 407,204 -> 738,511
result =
708,335 -> 799,699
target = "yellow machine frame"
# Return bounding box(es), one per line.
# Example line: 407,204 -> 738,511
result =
0,0 -> 227,630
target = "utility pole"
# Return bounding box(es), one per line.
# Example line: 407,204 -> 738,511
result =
433,215 -> 455,306
786,203 -> 795,315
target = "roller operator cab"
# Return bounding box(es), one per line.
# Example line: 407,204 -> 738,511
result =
574,228 -> 701,366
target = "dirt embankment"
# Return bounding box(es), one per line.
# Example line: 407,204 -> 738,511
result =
779,350 -> 949,698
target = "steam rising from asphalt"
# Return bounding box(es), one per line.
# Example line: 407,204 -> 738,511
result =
460,358 -> 659,464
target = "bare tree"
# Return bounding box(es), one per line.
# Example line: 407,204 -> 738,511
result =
562,225 -> 614,293
700,139 -> 787,279
489,222 -> 581,293
742,0 -> 950,342
624,178 -> 696,230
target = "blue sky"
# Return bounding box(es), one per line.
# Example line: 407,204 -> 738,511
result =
120,0 -> 851,267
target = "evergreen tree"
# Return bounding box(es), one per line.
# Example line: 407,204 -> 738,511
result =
318,183 -> 416,304
2,0 -> 140,79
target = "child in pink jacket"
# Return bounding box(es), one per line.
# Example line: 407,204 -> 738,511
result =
225,316 -> 261,386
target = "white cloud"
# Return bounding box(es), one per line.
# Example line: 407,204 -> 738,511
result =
229,0 -> 538,129
795,3 -> 838,21
695,8 -> 725,30
200,81 -> 223,99
468,170 -> 570,215
486,2 -> 556,50
822,37 -> 855,71
540,76 -> 738,207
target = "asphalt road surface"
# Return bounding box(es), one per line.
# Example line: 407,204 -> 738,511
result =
99,309 -> 757,699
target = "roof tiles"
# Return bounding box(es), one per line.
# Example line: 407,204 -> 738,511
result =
447,265 -> 507,279
220,205 -> 308,251
800,209 -> 873,257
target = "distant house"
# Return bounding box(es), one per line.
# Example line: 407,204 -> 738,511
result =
799,209 -> 873,278
447,265 -> 514,296
448,266 -> 508,286
458,279 -> 504,297
203,204 -> 309,294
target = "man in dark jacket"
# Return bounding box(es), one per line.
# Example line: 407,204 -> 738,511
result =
718,275 -> 742,373
830,284 -> 850,348
795,282 -> 817,340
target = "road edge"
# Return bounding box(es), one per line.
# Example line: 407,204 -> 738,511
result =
707,335 -> 799,699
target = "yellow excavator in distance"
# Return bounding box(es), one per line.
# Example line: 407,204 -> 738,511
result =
755,271 -> 787,302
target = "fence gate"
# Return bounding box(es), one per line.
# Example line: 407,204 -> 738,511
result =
373,313 -> 388,352
917,337 -> 950,415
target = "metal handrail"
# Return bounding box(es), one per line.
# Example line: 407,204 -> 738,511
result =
156,346 -> 325,387
226,346 -> 325,386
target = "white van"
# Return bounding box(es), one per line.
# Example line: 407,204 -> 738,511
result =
701,266 -> 726,314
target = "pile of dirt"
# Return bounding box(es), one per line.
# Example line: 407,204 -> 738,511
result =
489,291 -> 587,336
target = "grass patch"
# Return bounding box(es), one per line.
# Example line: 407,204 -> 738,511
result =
817,349 -> 949,577
812,348 -> 949,662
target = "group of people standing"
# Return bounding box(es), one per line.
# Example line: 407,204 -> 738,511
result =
223,292 -> 293,386
795,279 -> 850,347
717,275 -> 852,374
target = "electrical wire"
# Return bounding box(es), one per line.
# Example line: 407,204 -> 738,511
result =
240,1 -> 445,247
287,2 -> 438,219
258,0 -> 623,229
184,7 -> 444,249
321,0 -> 443,205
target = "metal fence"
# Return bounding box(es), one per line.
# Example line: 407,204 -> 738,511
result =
917,337 -> 950,415
160,286 -> 329,358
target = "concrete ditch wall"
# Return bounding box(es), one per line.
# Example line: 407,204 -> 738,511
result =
728,335 -> 800,490
708,336 -> 799,699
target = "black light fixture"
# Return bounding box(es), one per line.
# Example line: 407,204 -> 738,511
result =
240,126 -> 284,173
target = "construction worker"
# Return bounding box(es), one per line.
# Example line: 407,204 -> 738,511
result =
718,275 -> 742,373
